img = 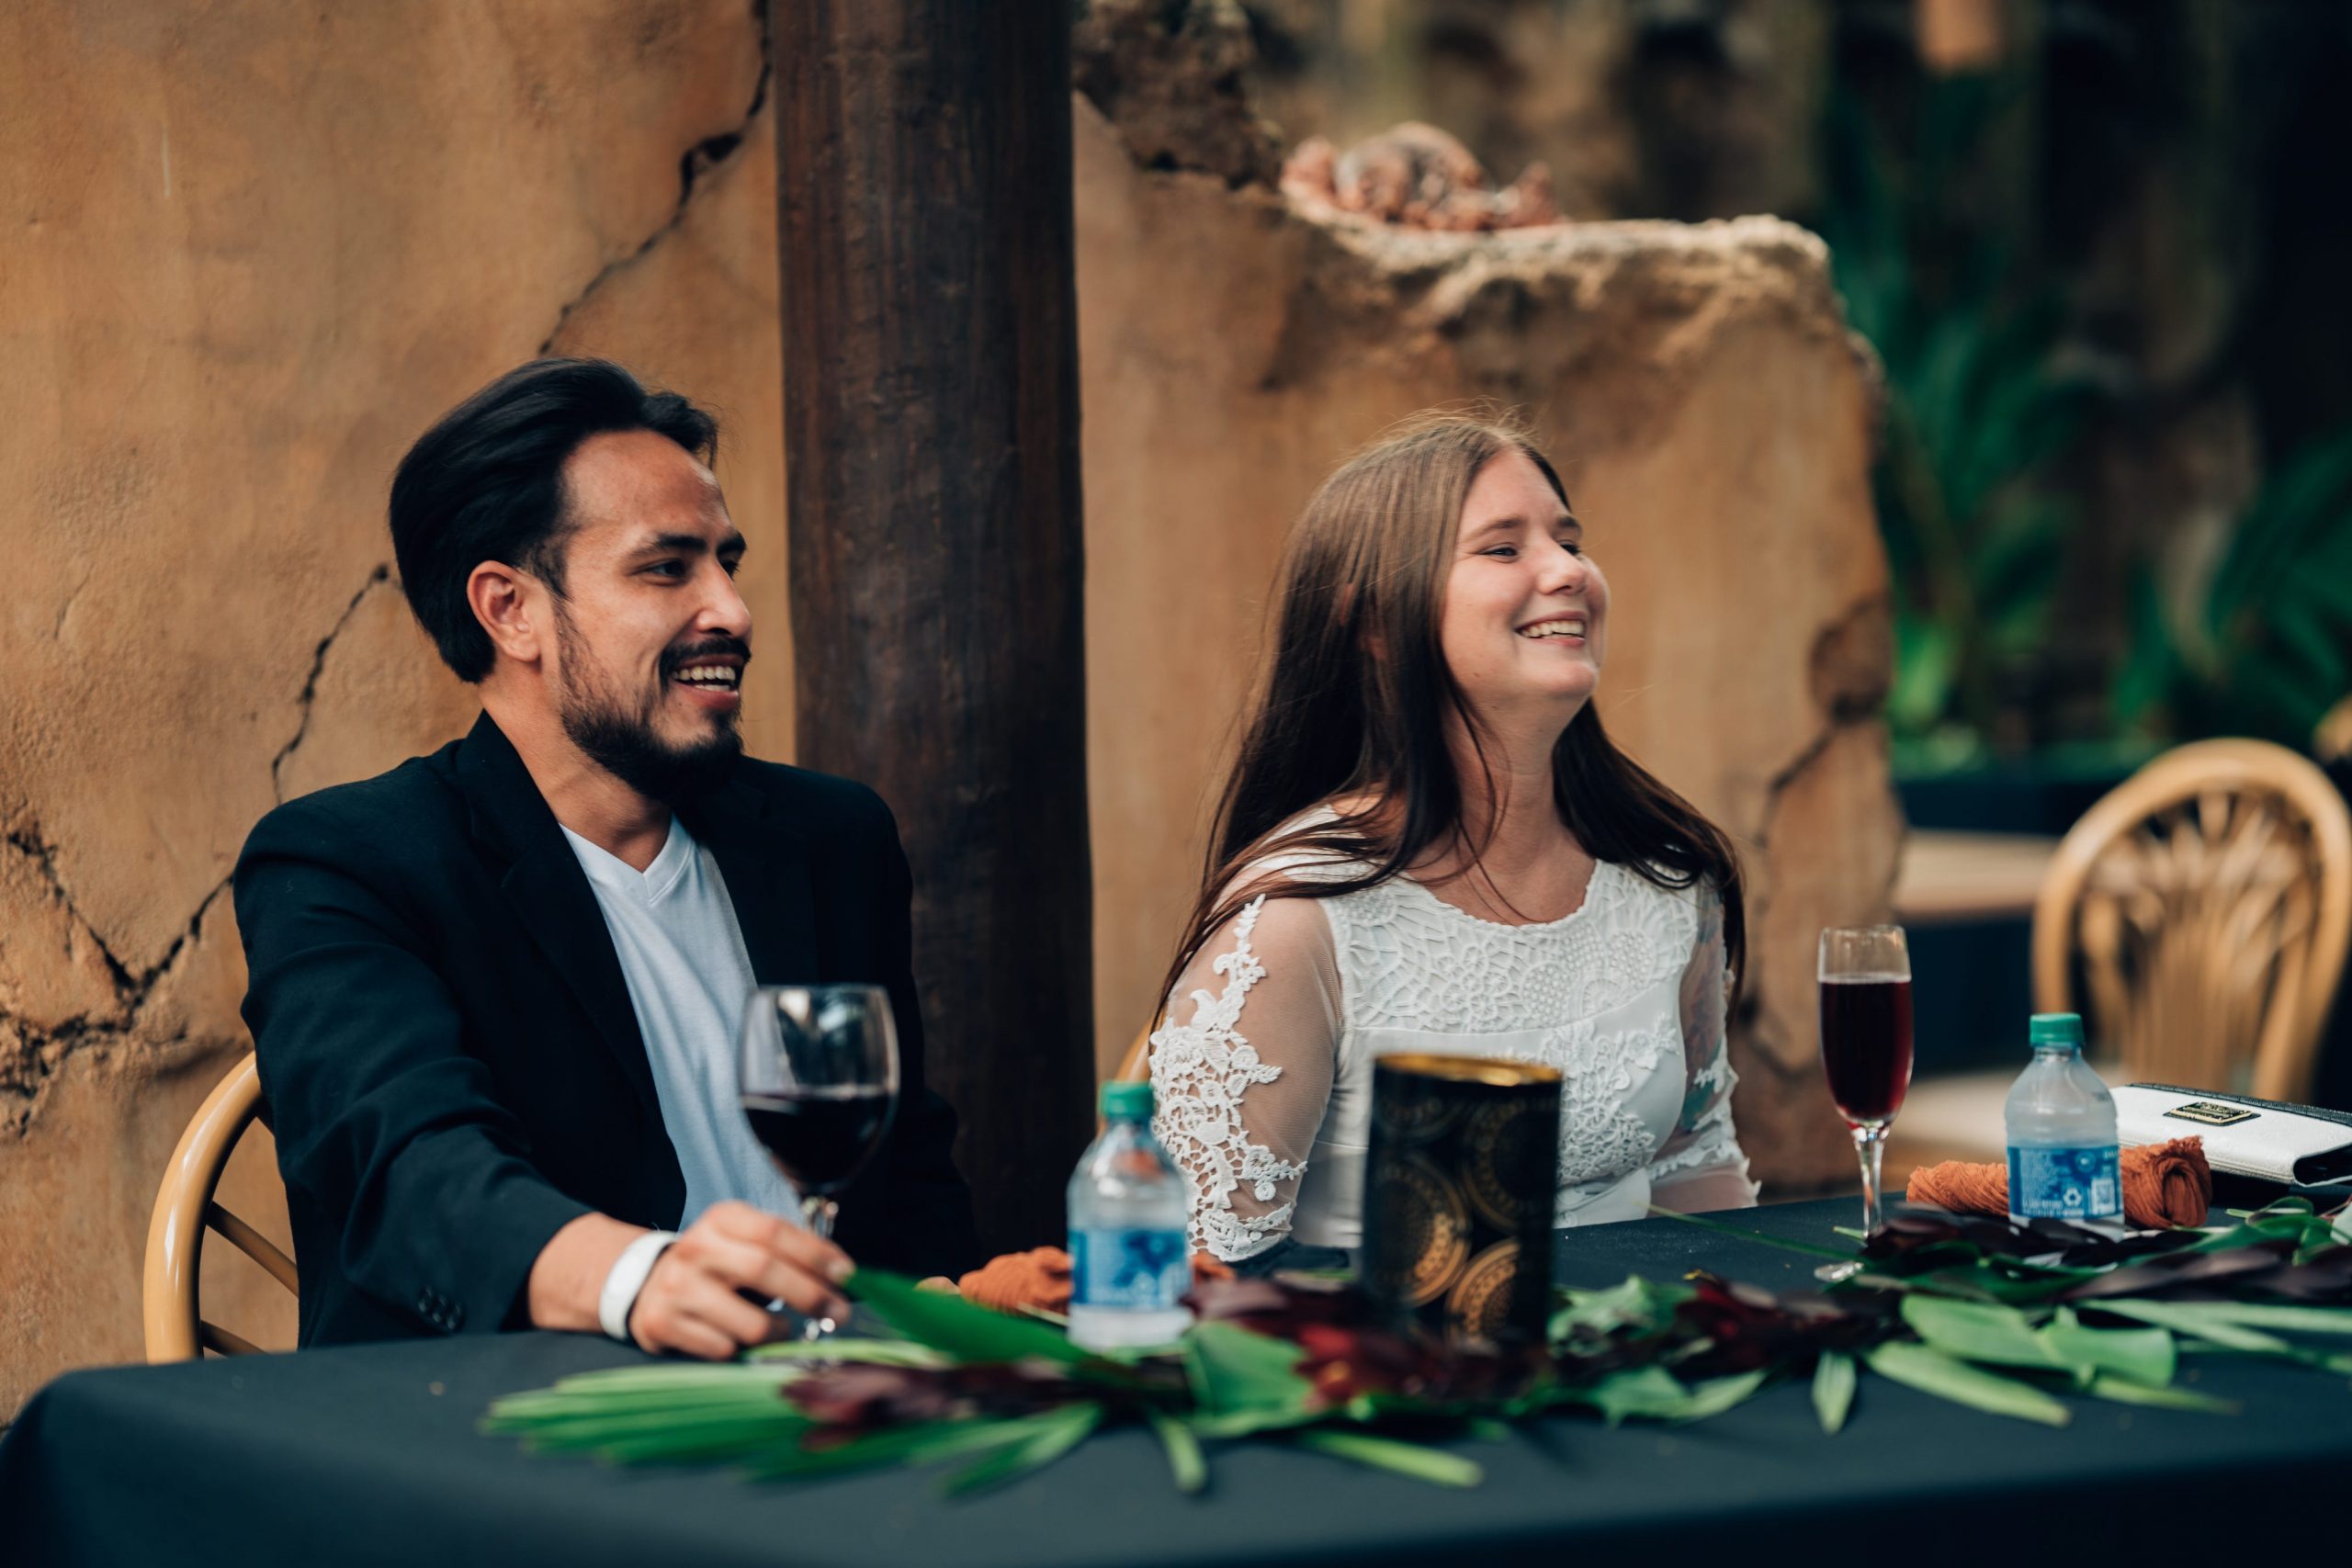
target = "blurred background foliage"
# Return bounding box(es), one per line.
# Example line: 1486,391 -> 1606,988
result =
1818,71 -> 2098,766
2117,433 -> 2352,750
1236,0 -> 2352,775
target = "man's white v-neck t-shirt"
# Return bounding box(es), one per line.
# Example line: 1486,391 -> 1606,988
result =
560,815 -> 801,1228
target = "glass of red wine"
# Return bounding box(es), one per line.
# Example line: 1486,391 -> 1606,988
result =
1815,925 -> 1914,1281
739,984 -> 899,1337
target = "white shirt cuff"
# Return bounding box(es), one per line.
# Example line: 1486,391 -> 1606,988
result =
596,1230 -> 678,1343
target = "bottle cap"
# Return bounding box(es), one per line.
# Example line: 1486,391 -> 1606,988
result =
1101,1080 -> 1154,1121
2029,1012 -> 2085,1050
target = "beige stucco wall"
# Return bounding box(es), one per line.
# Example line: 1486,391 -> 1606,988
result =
0,3 -> 1895,1417
0,0 -> 779,1417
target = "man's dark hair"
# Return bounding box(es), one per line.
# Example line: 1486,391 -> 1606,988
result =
389,358 -> 719,682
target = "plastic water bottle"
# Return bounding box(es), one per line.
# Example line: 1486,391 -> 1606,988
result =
2004,1012 -> 2122,1232
1066,1081 -> 1193,1351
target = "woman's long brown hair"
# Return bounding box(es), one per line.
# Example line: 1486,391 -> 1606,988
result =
1154,412 -> 1746,1021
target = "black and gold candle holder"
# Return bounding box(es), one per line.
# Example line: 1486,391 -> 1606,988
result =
1362,1053 -> 1561,1348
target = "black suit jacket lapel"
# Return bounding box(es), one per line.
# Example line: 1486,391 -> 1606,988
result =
454,714 -> 660,1111
682,777 -> 820,987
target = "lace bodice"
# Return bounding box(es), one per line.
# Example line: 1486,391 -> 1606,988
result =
1149,840 -> 1755,1263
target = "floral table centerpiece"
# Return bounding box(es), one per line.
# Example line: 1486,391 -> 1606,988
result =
484,1199 -> 2352,1497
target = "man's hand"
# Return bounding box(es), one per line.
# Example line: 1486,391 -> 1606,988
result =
628,1201 -> 854,1359
527,1202 -> 854,1357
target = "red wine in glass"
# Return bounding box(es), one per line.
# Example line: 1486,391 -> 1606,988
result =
1815,926 -> 1913,1281
739,984 -> 900,1339
741,1085 -> 894,1196
1819,975 -> 1914,1126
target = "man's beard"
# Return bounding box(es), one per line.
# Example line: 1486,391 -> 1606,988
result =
553,602 -> 743,804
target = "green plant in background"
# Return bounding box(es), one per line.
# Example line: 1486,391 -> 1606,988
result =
1819,78 -> 2099,770
2115,430 -> 2352,749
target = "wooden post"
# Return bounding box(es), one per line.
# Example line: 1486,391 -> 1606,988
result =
774,0 -> 1093,1253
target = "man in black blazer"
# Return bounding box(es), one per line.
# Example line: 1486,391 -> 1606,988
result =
235,359 -> 978,1354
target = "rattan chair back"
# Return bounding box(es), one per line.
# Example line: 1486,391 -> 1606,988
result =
2030,739 -> 2352,1101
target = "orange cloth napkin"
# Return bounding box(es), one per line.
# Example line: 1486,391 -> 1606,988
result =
1905,1135 -> 2211,1229
953,1246 -> 1233,1315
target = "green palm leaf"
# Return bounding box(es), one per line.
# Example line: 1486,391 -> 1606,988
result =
1862,1343 -> 2071,1427
1813,1352 -> 1857,1435
847,1269 -> 1089,1366
1288,1429 -> 1483,1488
939,1404 -> 1105,1496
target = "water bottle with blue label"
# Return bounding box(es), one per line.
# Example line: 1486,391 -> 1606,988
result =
2005,1012 -> 2122,1232
1066,1080 -> 1193,1351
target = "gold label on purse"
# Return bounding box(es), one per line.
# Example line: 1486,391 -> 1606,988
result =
2165,1100 -> 2258,1125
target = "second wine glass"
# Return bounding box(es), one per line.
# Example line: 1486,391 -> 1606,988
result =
1815,925 -> 1914,1281
738,983 -> 900,1337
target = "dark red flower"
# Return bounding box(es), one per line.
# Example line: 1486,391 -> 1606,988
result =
1184,1275 -> 1542,1408
1293,1321 -> 1439,1406
1671,1276 -> 1789,1373
785,1360 -> 1086,1441
1666,1274 -> 1879,1377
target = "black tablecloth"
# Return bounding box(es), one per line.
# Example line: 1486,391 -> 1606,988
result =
6,1197 -> 2347,1567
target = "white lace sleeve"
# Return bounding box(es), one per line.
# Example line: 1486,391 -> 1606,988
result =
1649,876 -> 1758,1211
1148,894 -> 1340,1262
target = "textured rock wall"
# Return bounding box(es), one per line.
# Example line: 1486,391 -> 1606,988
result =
1244,0 -> 1829,223
1,1 -> 1895,1418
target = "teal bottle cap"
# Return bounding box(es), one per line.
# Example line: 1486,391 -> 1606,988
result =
1101,1080 -> 1154,1120
2029,1012 -> 2085,1050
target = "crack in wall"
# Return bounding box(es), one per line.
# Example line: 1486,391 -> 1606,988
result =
132,874 -> 232,1008
5,554 -> 389,1136
537,0 -> 775,355
1736,804 -> 1901,1113
0,840 -> 232,1135
1748,590 -> 1895,856
1724,590 -> 1901,1111
51,564 -> 95,640
4,826 -> 139,998
1753,729 -> 1841,844
0,1021 -> 120,1137
270,565 -> 392,801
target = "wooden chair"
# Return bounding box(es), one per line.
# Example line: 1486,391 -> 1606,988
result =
142,1053 -> 297,1361
1891,738 -> 2352,1177
2031,738 -> 2351,1102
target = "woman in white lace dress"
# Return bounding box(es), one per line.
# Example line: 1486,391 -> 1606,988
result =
1148,413 -> 1758,1270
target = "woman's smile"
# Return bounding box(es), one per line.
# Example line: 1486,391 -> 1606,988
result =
1515,612 -> 1589,645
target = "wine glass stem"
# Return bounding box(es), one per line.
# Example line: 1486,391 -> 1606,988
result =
1854,1125 -> 1887,1237
798,1195 -> 842,1342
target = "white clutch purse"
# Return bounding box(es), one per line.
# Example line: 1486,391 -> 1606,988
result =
2114,1083 -> 2352,1187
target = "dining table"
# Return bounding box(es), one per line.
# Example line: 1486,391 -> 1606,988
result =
5,1194 -> 2347,1567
